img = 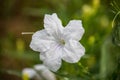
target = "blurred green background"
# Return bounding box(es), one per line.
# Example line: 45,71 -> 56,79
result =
0,0 -> 120,80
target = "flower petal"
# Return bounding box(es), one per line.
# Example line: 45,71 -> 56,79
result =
22,68 -> 37,78
34,64 -> 56,80
44,13 -> 63,37
30,30 -> 55,52
63,20 -> 84,41
40,43 -> 63,72
62,40 -> 85,63
43,58 -> 61,72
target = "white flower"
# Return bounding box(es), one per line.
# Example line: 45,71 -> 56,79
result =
22,68 -> 37,79
30,13 -> 85,72
22,65 -> 56,80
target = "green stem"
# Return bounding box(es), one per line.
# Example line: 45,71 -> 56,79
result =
112,11 -> 120,28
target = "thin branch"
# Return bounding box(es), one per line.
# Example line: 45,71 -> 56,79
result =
21,32 -> 34,35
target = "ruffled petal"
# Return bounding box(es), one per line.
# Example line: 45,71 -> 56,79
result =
43,58 -> 61,72
44,13 -> 63,37
62,40 -> 85,63
40,43 -> 63,72
63,20 -> 84,41
30,29 -> 55,52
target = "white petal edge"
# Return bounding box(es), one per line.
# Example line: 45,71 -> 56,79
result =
34,64 -> 47,70
44,13 -> 63,36
63,20 -> 85,41
43,58 -> 61,72
62,40 -> 85,63
30,30 -> 55,52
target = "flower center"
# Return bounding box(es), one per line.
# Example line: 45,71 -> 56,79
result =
59,39 -> 65,45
